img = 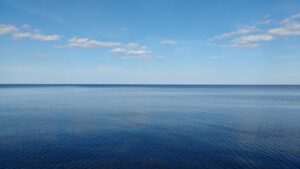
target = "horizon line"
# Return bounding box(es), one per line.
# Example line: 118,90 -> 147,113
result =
0,83 -> 299,86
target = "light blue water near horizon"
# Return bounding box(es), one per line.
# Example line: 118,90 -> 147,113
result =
0,85 -> 300,169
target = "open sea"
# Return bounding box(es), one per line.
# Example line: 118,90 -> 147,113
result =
0,85 -> 300,169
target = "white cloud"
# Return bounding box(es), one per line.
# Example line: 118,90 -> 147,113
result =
1,23 -> 160,60
0,24 -> 17,35
0,23 -> 60,41
67,36 -> 152,58
126,49 -> 150,56
31,33 -> 60,41
111,47 -> 127,54
233,34 -> 274,48
255,15 -> 273,25
111,47 -> 150,57
67,37 -> 121,48
210,26 -> 258,41
11,32 -> 31,39
110,42 -> 151,58
281,13 -> 300,25
161,40 -> 177,45
257,19 -> 272,25
268,23 -> 300,36
127,43 -> 139,48
12,32 -> 60,41
211,12 -> 300,48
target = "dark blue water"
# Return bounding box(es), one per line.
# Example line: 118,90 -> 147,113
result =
0,85 -> 300,169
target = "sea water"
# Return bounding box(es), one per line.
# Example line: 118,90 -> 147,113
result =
0,85 -> 299,169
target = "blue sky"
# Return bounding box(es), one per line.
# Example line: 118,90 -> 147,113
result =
1,0 -> 300,84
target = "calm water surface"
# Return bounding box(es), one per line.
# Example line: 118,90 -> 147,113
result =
0,85 -> 300,169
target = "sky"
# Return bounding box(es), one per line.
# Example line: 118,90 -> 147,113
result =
1,0 -> 300,84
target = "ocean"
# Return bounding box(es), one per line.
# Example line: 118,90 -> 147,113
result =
0,85 -> 300,169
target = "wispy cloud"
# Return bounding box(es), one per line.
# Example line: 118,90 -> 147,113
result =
161,40 -> 177,45
112,47 -> 127,54
210,26 -> 259,41
211,12 -> 300,48
111,47 -> 150,58
66,37 -> 152,58
281,13 -> 300,25
0,23 -> 60,41
67,37 -> 121,48
257,19 -> 272,25
21,24 -> 31,30
233,34 -> 274,48
12,32 -> 60,41
126,49 -> 150,56
1,22 -> 159,60
0,24 -> 18,35
208,56 -> 219,60
2,0 -> 93,38
117,43 -> 150,56
127,43 -> 139,49
268,22 -> 300,36
255,15 -> 273,25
